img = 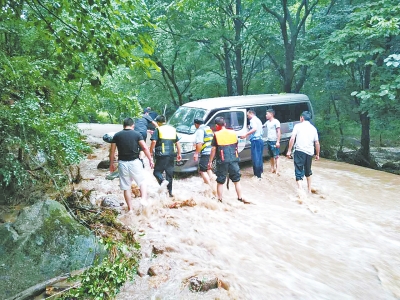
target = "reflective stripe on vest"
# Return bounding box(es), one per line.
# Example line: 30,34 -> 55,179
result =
201,127 -> 214,152
156,125 -> 177,156
214,129 -> 239,162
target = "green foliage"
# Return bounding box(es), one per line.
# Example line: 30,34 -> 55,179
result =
0,54 -> 91,200
61,239 -> 140,300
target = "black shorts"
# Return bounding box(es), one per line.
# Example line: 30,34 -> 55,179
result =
198,154 -> 210,172
215,161 -> 241,184
294,150 -> 313,180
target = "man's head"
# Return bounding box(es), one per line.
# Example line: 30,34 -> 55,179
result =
155,115 -> 166,125
123,117 -> 134,128
193,118 -> 204,129
266,108 -> 275,120
300,111 -> 312,122
214,117 -> 225,131
247,110 -> 255,119
143,108 -> 150,114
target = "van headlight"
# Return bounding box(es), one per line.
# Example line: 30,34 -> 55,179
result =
180,142 -> 195,153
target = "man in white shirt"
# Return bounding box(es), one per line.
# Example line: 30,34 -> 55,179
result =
240,110 -> 264,179
263,109 -> 281,174
286,111 -> 320,193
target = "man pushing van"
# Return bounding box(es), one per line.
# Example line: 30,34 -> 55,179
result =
193,118 -> 214,185
208,117 -> 246,203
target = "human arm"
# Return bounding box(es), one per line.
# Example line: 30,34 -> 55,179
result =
150,140 -> 156,158
139,140 -> 154,169
207,146 -> 216,170
176,141 -> 182,161
240,127 -> 256,139
194,143 -> 203,161
286,135 -> 296,158
109,143 -> 117,172
193,129 -> 204,161
314,140 -> 320,160
276,127 -> 281,148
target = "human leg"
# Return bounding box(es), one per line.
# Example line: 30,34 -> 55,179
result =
164,156 -> 175,195
217,183 -> 224,201
268,141 -> 276,173
294,151 -> 306,188
119,161 -> 135,211
123,189 -> 134,211
215,163 -> 228,201
250,140 -> 263,177
252,139 -> 263,178
153,156 -> 167,185
233,181 -> 242,200
199,155 -> 211,184
304,154 -> 313,193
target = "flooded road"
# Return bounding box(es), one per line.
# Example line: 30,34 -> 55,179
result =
78,124 -> 400,299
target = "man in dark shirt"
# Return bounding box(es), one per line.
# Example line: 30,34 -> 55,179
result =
110,117 -> 154,212
134,108 -> 158,141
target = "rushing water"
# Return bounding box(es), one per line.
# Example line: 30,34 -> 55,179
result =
78,124 -> 400,300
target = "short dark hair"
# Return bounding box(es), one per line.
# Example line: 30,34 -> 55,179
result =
266,108 -> 275,115
214,117 -> 225,126
123,117 -> 134,127
301,111 -> 312,121
143,108 -> 150,114
247,110 -> 255,115
194,118 -> 204,125
155,115 -> 166,123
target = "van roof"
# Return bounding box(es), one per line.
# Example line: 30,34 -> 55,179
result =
182,93 -> 310,109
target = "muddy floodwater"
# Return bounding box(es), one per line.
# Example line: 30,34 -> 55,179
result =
78,124 -> 400,299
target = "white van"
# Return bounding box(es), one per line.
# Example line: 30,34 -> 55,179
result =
168,93 -> 314,172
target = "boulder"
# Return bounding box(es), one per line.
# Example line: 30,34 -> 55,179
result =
101,195 -> 123,208
0,200 -> 105,298
189,275 -> 219,292
97,160 -> 110,169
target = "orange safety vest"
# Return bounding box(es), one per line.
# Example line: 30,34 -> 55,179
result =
214,128 -> 239,163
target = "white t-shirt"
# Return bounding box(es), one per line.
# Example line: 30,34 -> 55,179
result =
265,119 -> 280,141
249,116 -> 263,140
195,124 -> 212,155
292,121 -> 319,156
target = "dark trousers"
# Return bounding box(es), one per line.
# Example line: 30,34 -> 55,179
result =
294,150 -> 313,181
251,139 -> 264,178
153,155 -> 175,193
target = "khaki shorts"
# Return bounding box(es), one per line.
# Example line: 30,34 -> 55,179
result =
118,160 -> 146,190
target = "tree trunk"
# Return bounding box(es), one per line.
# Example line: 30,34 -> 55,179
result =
223,42 -> 234,96
359,111 -> 370,162
234,0 -> 244,95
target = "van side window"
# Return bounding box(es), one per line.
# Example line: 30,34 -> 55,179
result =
208,111 -> 245,132
273,102 -> 309,123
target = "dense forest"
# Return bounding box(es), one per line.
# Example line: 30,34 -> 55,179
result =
1,0 -> 399,203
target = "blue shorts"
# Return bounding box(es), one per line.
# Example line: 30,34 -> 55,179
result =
267,141 -> 280,158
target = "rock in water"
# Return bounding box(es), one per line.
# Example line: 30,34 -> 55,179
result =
97,160 -> 111,169
189,276 -> 219,292
101,195 -> 122,208
0,200 -> 105,298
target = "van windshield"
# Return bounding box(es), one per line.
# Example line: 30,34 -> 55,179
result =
168,107 -> 207,134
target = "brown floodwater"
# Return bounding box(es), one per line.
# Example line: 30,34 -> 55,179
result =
77,124 -> 400,300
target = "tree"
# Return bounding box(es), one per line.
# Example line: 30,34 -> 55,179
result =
320,0 -> 400,165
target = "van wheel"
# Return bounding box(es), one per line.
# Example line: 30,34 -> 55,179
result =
282,144 -> 289,156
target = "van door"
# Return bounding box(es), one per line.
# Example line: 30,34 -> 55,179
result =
205,109 -> 247,153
